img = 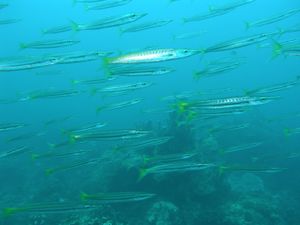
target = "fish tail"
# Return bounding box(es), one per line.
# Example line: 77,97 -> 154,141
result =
193,71 -> 202,80
244,21 -> 251,30
90,88 -> 98,96
45,168 -> 55,176
283,128 -> 291,137
272,41 -> 282,58
47,143 -> 55,149
138,168 -> 148,181
118,27 -> 125,37
19,43 -> 27,50
142,155 -> 151,165
71,79 -> 79,85
70,20 -> 79,32
31,153 -> 39,161
181,18 -> 187,24
69,134 -> 77,144
218,166 -> 227,175
84,3 -> 89,11
2,208 -> 18,217
218,148 -> 225,155
102,57 -> 114,68
80,192 -> 88,201
96,106 -> 105,114
61,128 -> 71,135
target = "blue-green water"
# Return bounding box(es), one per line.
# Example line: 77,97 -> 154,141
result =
1,1 -> 300,224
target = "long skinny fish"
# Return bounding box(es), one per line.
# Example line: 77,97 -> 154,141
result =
204,33 -> 274,53
20,40 -> 80,49
52,51 -> 109,64
96,98 -> 142,113
71,13 -> 147,31
139,162 -> 215,179
3,202 -> 100,217
120,20 -> 172,34
246,8 -> 300,29
107,66 -> 174,77
93,82 -> 153,94
70,129 -> 151,142
0,19 -> 20,25
80,192 -> 155,203
104,48 -> 199,64
113,136 -> 173,152
86,0 -> 132,10
42,24 -> 72,34
220,142 -> 262,154
194,59 -> 243,79
177,96 -> 277,112
0,146 -> 30,159
0,57 -> 61,72
246,76 -> 300,95
46,159 -> 98,175
0,123 -> 26,132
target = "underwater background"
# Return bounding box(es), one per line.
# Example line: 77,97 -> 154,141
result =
1,0 -> 300,224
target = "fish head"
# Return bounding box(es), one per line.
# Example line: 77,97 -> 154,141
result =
157,68 -> 174,74
127,13 -> 147,22
175,49 -> 200,58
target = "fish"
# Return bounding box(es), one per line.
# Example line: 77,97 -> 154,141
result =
47,140 -> 71,149
220,142 -> 262,154
209,123 -> 250,134
31,150 -> 88,160
21,89 -> 81,101
245,8 -> 300,29
85,0 -> 132,11
193,59 -> 243,79
0,3 -> 8,9
96,98 -> 142,113
204,33 -> 275,53
209,0 -> 256,12
113,136 -> 173,152
143,152 -> 197,165
52,51 -> 109,64
0,146 -> 30,159
107,65 -> 174,77
219,165 -> 287,174
45,159 -> 98,175
183,8 -> 234,23
70,129 -> 151,142
245,76 -> 300,95
71,77 -> 116,85
20,39 -> 80,49
92,82 -> 153,94
104,48 -> 199,64
120,20 -> 172,34
284,128 -> 300,137
173,31 -> 207,40
44,116 -> 72,126
64,122 -> 107,135
71,13 -> 147,31
3,202 -> 100,217
80,192 -> 155,203
5,132 -> 37,143
139,162 -> 216,179
0,19 -> 21,25
0,56 -> 61,72
272,41 -> 300,58
42,24 -> 72,34
0,123 -> 26,132
176,95 -> 278,112
35,70 -> 62,76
